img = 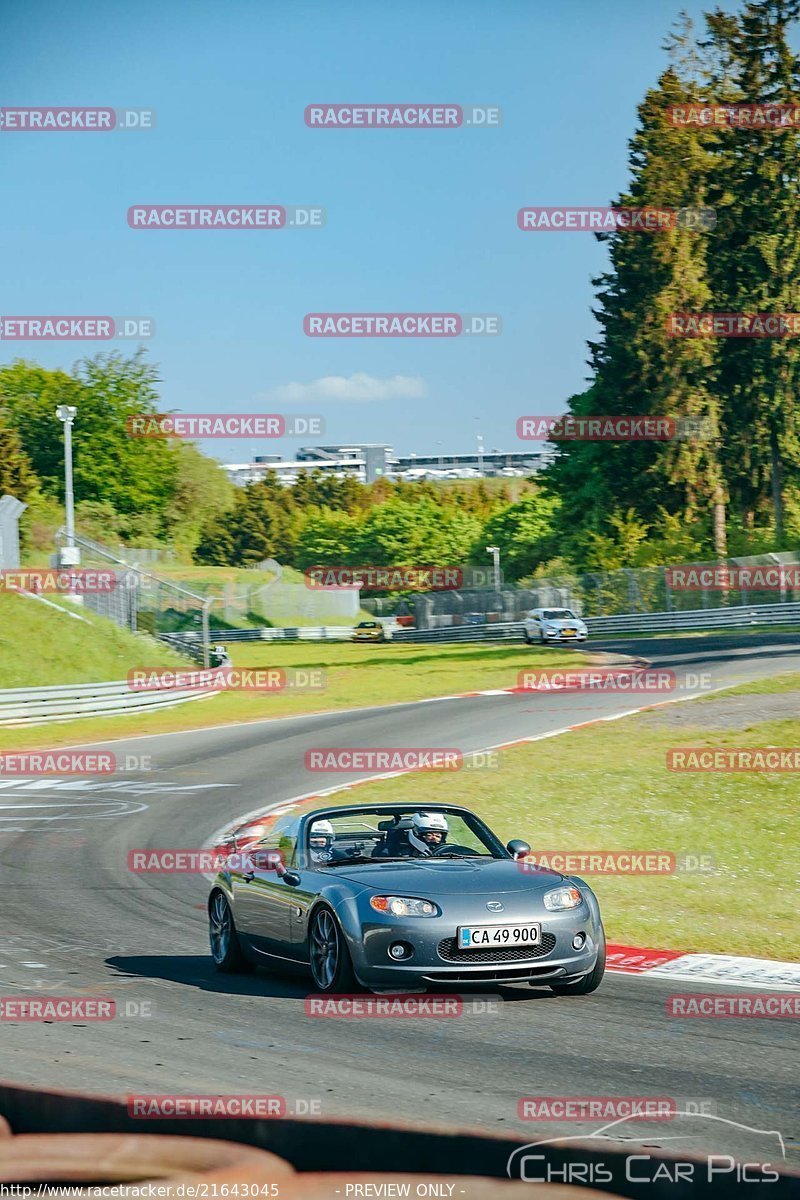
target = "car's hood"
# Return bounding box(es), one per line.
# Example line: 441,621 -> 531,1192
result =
327,858 -> 566,894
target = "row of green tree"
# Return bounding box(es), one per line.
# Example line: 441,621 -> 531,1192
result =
547,0 -> 800,565
194,472 -> 560,579
0,354 -> 234,558
0,353 -> 560,580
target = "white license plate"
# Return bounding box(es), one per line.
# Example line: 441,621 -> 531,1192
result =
457,922 -> 541,950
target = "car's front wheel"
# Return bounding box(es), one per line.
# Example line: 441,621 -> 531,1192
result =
209,891 -> 253,974
549,931 -> 606,995
309,906 -> 360,993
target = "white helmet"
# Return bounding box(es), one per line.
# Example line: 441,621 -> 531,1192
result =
409,811 -> 448,856
309,819 -> 334,861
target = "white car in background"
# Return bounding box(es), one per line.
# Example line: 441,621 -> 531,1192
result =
524,607 -> 588,645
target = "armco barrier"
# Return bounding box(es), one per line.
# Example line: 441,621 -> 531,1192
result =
587,600 -> 800,637
391,601 -> 800,643
0,679 -> 216,727
158,602 -> 800,649
162,626 -> 355,645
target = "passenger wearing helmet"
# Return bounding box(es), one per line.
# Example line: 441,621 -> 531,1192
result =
408,811 -> 449,856
308,819 -> 335,864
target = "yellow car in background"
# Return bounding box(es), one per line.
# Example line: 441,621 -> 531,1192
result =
351,619 -> 392,643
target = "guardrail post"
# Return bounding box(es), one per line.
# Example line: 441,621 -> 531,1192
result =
201,598 -> 215,669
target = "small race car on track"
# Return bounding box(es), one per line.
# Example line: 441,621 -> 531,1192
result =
208,799 -> 606,995
523,607 -> 588,644
351,619 -> 392,643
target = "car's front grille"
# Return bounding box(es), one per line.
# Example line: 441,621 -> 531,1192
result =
437,932 -> 557,964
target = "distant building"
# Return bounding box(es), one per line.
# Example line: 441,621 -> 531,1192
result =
297,444 -> 394,483
222,455 -> 366,487
222,442 -> 553,488
392,448 -> 554,476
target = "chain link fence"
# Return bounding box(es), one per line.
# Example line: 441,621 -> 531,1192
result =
412,552 -> 800,628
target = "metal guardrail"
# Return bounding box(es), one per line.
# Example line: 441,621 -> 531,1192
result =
157,602 -> 800,650
392,623 -> 523,644
164,626 -> 356,645
0,679 -> 216,727
585,601 -> 800,636
392,601 -> 800,642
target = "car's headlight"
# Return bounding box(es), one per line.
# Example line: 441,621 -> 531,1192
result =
370,895 -> 440,917
543,885 -> 583,911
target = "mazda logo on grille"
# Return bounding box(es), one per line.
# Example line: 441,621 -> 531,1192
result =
486,901 -> 504,912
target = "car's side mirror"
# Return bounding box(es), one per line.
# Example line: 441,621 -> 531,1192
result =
281,871 -> 301,887
507,839 -> 531,860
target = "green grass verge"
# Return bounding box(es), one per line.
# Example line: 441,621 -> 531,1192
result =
334,676 -> 799,960
0,639 -> 585,751
0,591 -> 183,689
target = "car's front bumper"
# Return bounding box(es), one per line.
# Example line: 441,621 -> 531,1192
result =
345,906 -> 602,989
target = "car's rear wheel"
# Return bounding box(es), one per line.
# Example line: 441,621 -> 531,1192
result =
309,906 -> 359,993
209,891 -> 253,974
549,931 -> 605,995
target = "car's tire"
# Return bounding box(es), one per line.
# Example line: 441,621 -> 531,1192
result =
209,891 -> 253,974
524,632 -> 533,644
539,631 -> 546,644
308,905 -> 361,993
549,931 -> 605,995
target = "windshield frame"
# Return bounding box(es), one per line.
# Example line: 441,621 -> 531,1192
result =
298,805 -> 509,868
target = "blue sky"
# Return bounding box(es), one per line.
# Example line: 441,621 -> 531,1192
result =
2,0 -> 730,463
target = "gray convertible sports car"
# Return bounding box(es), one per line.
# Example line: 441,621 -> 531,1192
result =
208,797 -> 606,995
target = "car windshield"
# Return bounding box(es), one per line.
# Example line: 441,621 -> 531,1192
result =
542,609 -> 576,620
303,808 -> 505,865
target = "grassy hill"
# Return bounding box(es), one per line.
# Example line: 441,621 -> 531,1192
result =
0,591 -> 185,689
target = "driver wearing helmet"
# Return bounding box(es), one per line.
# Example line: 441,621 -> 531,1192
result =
308,819 -> 335,864
408,811 -> 449,856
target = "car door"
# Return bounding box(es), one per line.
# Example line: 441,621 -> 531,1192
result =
233,815 -> 300,958
284,826 -> 335,962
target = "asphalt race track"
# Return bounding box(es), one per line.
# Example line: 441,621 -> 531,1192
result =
1,633 -> 798,1166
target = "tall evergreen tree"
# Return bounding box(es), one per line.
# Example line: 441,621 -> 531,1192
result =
549,63 -> 724,558
703,0 -> 800,542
